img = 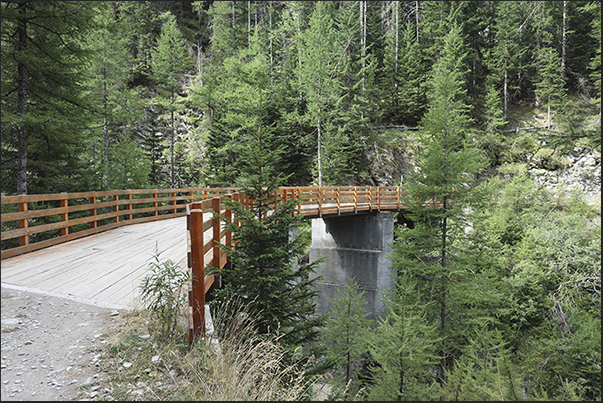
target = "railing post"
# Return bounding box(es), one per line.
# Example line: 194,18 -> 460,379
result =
18,201 -> 29,246
172,191 -> 177,214
60,194 -> 69,236
113,194 -> 120,223
152,192 -> 158,216
225,194 -> 232,249
90,196 -> 97,228
397,186 -> 401,210
318,187 -> 322,217
353,186 -> 358,214
377,187 -> 381,212
126,192 -> 133,220
189,207 -> 206,342
212,197 -> 222,269
189,190 -> 194,204
337,187 -> 341,215
369,187 -> 373,212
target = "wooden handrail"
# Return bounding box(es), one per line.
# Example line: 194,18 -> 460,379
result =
184,186 -> 408,342
1,187 -> 240,260
2,185 -> 410,343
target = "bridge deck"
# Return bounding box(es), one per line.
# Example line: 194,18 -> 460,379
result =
1,217 -> 190,310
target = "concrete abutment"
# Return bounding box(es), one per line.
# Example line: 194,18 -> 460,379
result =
309,211 -> 395,320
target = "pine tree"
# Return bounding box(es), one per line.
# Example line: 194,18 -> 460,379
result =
299,1 -> 340,186
321,277 -> 372,398
0,1 -> 98,195
364,278 -> 441,400
84,5 -> 139,190
442,329 -> 524,400
152,11 -> 192,188
393,19 -> 487,384
209,57 -> 325,371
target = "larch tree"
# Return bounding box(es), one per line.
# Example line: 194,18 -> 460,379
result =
152,11 -> 192,188
208,55 -> 325,372
84,5 -> 136,190
392,19 -> 486,385
321,277 -> 372,398
0,1 -> 98,195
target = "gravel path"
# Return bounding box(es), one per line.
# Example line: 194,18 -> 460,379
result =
1,284 -> 126,401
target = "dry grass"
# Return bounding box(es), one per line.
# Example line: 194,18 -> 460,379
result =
82,297 -> 324,401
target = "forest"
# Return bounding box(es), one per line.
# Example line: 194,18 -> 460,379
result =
1,1 -> 601,401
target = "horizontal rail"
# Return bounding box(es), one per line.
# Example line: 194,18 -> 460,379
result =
186,186 -> 408,342
2,185 -> 410,343
1,187 -> 239,260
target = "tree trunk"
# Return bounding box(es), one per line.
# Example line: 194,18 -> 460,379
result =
104,79 -> 111,190
16,2 -> 29,195
504,66 -> 508,120
171,107 -> 175,188
440,210 -> 448,385
232,1 -> 236,54
269,3 -> 273,81
317,113 -> 322,187
398,352 -> 404,401
360,1 -> 366,92
415,1 -> 419,44
561,0 -> 567,79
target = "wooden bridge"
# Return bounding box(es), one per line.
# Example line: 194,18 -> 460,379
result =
1,186 -> 408,342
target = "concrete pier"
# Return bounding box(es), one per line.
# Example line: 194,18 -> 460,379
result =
309,211 -> 395,320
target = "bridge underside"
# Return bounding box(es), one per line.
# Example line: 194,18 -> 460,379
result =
309,211 -> 396,321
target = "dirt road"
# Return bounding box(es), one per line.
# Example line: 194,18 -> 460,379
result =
1,284 -> 125,401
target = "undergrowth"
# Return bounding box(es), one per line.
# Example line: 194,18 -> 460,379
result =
78,253 -> 324,401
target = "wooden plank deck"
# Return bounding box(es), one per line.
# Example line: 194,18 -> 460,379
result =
1,216 -> 189,310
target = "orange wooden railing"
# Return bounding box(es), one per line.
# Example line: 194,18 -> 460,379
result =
0,187 -> 238,260
1,185 -> 410,343
185,186 -> 408,342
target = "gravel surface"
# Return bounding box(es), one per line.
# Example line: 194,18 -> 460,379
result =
1,284 -> 126,401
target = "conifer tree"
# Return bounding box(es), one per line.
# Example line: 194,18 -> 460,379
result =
299,1 -> 339,185
442,329 -> 524,400
321,277 -> 372,398
0,1 -> 98,194
392,19 -> 487,384
209,56 -> 325,370
364,278 -> 441,400
152,11 -> 191,188
84,6 -> 139,190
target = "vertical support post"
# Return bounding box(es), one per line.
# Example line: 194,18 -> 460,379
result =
60,195 -> 68,236
353,186 -> 358,214
212,197 -> 222,269
225,194 -> 232,249
369,187 -> 373,211
397,186 -> 400,210
113,194 -> 120,223
18,201 -> 29,246
318,187 -> 322,217
172,191 -> 177,214
232,193 -> 240,229
377,187 -> 381,212
189,208 -> 206,343
189,190 -> 194,204
152,192 -> 158,216
126,192 -> 133,220
336,187 -> 341,215
90,196 -> 97,229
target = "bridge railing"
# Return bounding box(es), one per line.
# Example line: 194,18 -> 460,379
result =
186,186 -> 407,342
0,187 -> 238,260
276,186 -> 406,217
